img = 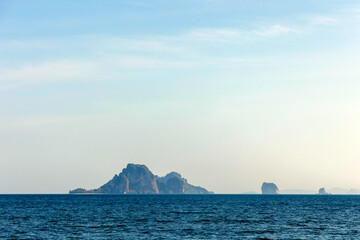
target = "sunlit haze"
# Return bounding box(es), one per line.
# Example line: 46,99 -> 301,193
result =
1,0 -> 360,193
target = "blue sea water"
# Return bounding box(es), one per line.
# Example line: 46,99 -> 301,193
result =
1,194 -> 359,239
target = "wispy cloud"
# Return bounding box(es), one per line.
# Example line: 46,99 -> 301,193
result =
184,24 -> 298,42
0,61 -> 101,90
0,55 -> 200,90
186,28 -> 244,41
0,24 -> 299,55
0,39 -> 51,50
311,16 -> 338,26
2,8 -> 358,92
253,25 -> 298,37
92,37 -> 185,53
0,23 -> 301,90
105,56 -> 198,70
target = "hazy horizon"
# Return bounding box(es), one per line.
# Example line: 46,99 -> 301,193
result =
1,0 -> 360,194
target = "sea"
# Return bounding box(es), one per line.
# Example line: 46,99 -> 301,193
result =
1,194 -> 359,239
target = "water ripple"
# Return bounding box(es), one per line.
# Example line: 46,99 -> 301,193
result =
0,194 -> 360,239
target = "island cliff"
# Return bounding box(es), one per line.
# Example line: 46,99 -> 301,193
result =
70,163 -> 212,194
261,182 -> 279,194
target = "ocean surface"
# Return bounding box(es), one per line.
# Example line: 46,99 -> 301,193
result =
1,194 -> 359,239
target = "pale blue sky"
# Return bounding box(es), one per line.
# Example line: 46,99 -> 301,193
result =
1,0 -> 360,193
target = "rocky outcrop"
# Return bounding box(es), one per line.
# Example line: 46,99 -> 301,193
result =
69,163 -> 212,194
122,164 -> 158,194
261,182 -> 279,194
318,187 -> 329,195
157,173 -> 185,194
156,171 -> 210,194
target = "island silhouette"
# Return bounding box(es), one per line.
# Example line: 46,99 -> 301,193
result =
70,163 -> 212,194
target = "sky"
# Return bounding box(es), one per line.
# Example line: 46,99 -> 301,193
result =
1,0 -> 360,193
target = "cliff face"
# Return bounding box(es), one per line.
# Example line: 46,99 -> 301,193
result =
122,164 -> 159,194
261,182 -> 279,194
96,173 -> 129,194
155,171 -> 209,194
70,164 -> 211,194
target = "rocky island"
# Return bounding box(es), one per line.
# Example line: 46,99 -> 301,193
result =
318,187 -> 330,195
70,163 -> 212,194
261,182 -> 279,194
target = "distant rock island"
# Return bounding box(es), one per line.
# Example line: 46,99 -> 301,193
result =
261,182 -> 279,194
318,187 -> 330,195
70,163 -> 212,194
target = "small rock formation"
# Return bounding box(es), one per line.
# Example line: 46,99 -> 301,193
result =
261,182 -> 279,194
318,187 -> 329,195
70,163 -> 212,194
